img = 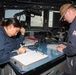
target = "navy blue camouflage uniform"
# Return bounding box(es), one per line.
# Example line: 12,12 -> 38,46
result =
63,17 -> 76,75
0,27 -> 25,75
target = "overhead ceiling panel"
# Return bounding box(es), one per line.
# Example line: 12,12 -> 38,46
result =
0,0 -> 76,10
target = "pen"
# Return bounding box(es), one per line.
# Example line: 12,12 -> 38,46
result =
20,44 -> 23,48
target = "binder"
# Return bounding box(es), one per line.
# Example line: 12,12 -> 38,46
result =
10,49 -> 48,70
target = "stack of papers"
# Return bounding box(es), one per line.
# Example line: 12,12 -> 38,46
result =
10,48 -> 48,70
24,38 -> 38,46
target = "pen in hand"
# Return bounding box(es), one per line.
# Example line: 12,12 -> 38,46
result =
20,44 -> 23,48
17,44 -> 26,54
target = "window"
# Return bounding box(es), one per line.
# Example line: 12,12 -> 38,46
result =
30,11 -> 44,28
5,9 -> 26,21
48,11 -> 60,28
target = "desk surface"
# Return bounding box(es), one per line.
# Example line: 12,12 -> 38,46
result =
9,42 -> 65,75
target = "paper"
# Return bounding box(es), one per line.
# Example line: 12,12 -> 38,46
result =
47,44 -> 58,50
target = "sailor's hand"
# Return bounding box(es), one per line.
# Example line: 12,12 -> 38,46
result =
20,27 -> 26,35
17,46 -> 26,54
57,44 -> 66,52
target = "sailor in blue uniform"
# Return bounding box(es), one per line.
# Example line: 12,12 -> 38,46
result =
0,18 -> 26,75
57,3 -> 76,75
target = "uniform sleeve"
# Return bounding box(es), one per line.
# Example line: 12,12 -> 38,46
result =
10,34 -> 25,56
10,51 -> 18,57
63,31 -> 76,56
13,33 -> 25,49
62,18 -> 76,57
0,32 -> 10,64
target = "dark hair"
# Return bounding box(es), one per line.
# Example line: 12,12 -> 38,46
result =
4,18 -> 21,28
